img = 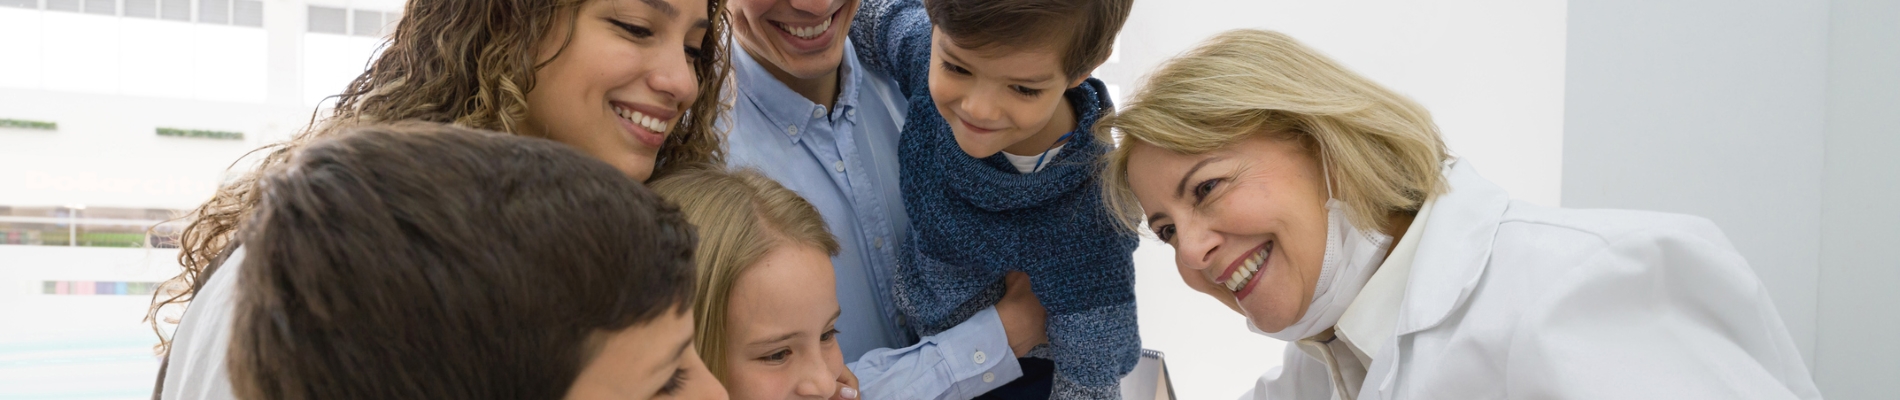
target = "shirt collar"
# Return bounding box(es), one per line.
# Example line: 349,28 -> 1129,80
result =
731,38 -> 866,142
1334,195 -> 1437,365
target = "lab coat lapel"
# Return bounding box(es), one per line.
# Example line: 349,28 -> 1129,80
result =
1393,161 -> 1512,336
1362,161 -> 1513,399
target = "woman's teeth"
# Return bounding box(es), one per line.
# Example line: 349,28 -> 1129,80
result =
614,106 -> 671,134
1223,245 -> 1270,293
778,16 -> 832,39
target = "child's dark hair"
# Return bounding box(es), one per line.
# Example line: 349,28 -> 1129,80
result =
925,0 -> 1133,80
226,122 -> 697,399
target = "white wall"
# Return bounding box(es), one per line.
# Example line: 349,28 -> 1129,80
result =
1815,0 -> 1900,398
1561,0 -> 1830,369
0,2 -> 392,211
0,245 -> 183,399
1098,1 -> 1569,398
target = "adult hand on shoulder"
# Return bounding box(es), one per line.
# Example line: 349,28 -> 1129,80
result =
995,271 -> 1048,358
831,366 -> 861,400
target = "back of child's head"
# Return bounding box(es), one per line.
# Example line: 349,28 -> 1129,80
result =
925,0 -> 1134,80
645,167 -> 837,380
227,121 -> 698,399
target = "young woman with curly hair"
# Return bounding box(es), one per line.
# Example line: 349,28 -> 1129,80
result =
149,0 -> 733,397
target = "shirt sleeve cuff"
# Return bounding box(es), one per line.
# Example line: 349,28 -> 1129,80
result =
932,306 -> 1023,399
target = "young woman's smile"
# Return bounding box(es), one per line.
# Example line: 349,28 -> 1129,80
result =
526,0 -> 710,181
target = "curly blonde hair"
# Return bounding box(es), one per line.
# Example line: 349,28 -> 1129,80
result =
147,0 -> 732,354
1099,29 -> 1448,234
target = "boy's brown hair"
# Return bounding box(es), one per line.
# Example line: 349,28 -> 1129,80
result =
226,122 -> 698,399
925,0 -> 1133,80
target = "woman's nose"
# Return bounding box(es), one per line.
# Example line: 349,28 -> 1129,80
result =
1173,222 -> 1221,271
648,49 -> 700,109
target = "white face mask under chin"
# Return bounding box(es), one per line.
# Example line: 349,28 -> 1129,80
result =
1247,165 -> 1393,341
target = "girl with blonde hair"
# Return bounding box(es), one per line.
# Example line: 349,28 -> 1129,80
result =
650,167 -> 857,400
152,0 -> 733,397
1100,29 -> 1818,399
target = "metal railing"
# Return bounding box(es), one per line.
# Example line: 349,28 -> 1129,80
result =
0,215 -> 182,248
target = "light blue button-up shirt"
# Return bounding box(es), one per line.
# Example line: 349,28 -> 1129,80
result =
724,40 -> 1022,399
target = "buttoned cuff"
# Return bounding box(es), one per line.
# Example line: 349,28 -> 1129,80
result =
936,306 -> 1023,399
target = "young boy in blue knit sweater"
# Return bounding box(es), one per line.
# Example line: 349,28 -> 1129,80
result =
849,0 -> 1138,398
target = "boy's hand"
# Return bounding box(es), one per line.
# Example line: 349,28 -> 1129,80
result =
831,367 -> 861,400
995,271 -> 1048,357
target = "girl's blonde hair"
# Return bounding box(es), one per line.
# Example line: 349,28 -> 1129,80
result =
147,0 -> 732,354
647,167 -> 839,380
1098,29 -> 1449,233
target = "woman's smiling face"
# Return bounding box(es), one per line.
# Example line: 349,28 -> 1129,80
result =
526,0 -> 711,181
1125,134 -> 1332,333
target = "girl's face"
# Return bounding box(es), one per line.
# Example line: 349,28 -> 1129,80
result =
927,28 -> 1086,158
721,244 -> 848,400
566,310 -> 730,400
526,0 -> 710,181
1124,135 -> 1332,334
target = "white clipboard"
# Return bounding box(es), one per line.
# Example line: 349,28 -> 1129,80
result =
1118,349 -> 1176,400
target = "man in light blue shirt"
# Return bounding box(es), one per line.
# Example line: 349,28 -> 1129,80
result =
720,1 -> 1047,399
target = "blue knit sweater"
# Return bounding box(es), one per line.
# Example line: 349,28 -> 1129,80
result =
851,1 -> 1141,398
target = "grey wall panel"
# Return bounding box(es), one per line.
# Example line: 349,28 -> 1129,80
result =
1563,0 -> 1828,367
1816,0 -> 1900,398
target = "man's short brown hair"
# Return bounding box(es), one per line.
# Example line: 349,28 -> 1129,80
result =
925,0 -> 1133,81
226,122 -> 698,399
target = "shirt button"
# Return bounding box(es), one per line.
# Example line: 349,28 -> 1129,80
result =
813,106 -> 826,118
787,125 -> 799,136
834,160 -> 845,172
874,237 -> 884,249
847,109 -> 857,119
973,350 -> 987,364
982,372 -> 996,383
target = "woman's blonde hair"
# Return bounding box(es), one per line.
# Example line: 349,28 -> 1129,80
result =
647,167 -> 839,380
147,0 -> 732,354
1098,29 -> 1449,233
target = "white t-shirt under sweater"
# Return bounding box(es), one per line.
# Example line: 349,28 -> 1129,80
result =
1001,144 -> 1065,174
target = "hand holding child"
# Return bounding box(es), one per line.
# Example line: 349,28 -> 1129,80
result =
995,271 -> 1049,358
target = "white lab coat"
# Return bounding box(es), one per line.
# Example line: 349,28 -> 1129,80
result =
1244,162 -> 1822,400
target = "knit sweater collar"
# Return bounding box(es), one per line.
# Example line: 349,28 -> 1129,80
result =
938,78 -> 1112,212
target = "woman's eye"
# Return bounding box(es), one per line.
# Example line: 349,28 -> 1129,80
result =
762,349 -> 791,362
609,19 -> 654,38
685,46 -> 705,60
1193,179 -> 1221,202
941,62 -> 971,76
1154,224 -> 1176,243
821,329 -> 841,342
1012,85 -> 1044,97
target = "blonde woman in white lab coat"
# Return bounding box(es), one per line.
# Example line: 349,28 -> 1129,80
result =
1097,29 -> 1823,400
